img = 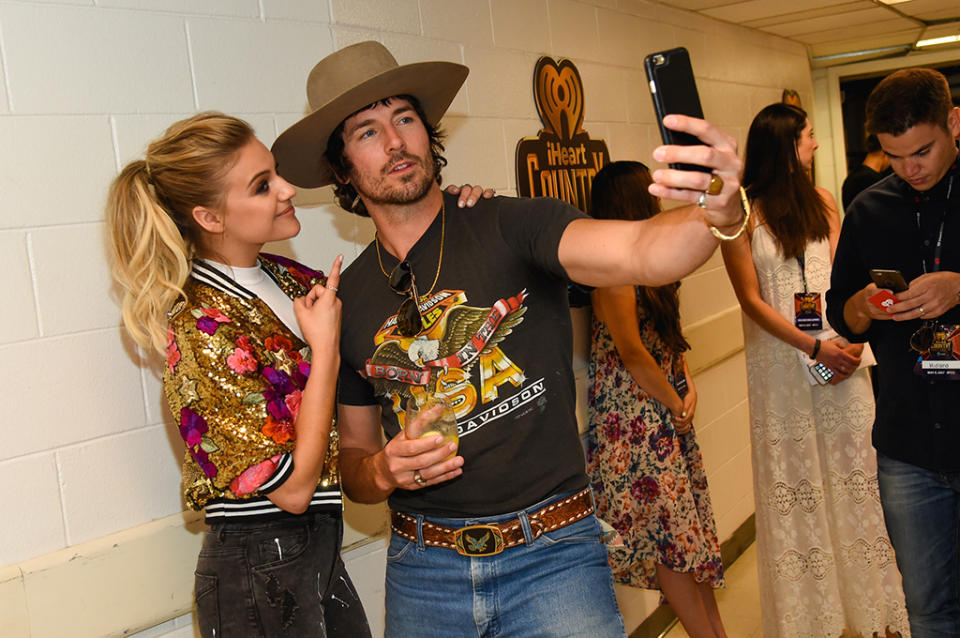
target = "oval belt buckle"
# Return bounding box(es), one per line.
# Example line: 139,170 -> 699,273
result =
454,524 -> 505,556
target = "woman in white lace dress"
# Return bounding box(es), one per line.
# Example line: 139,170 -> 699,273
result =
721,103 -> 909,637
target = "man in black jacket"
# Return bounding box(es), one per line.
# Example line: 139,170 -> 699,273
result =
827,67 -> 960,638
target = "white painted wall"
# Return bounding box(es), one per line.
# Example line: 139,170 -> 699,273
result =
0,1 -> 813,636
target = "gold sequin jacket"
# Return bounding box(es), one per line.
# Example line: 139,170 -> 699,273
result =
163,254 -> 341,521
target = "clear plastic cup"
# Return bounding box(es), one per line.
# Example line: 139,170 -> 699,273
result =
405,394 -> 459,458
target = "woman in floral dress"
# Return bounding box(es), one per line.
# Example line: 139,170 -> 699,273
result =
586,161 -> 727,638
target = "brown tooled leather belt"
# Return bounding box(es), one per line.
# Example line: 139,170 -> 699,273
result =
390,487 -> 594,557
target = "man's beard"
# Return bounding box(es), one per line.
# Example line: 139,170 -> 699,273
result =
351,152 -> 436,206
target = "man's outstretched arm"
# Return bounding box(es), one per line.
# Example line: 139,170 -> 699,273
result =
560,115 -> 746,287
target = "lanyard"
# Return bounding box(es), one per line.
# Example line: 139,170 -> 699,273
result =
915,173 -> 955,274
796,252 -> 808,294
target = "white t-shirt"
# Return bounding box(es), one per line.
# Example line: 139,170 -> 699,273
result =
202,259 -> 303,341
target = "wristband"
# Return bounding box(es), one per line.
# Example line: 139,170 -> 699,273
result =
810,338 -> 821,359
708,187 -> 751,241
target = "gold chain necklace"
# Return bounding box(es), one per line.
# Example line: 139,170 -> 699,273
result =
375,202 -> 444,297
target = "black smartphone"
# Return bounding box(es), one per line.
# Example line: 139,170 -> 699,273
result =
869,268 -> 908,293
644,47 -> 710,173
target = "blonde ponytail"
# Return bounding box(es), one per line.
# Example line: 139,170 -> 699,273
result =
105,112 -> 254,355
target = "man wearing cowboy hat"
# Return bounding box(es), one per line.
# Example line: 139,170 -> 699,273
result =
273,41 -> 746,636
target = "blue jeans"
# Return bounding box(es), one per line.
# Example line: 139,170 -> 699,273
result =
195,512 -> 371,637
384,492 -> 626,638
877,452 -> 960,638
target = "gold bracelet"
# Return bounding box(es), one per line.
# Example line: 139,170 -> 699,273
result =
708,187 -> 751,241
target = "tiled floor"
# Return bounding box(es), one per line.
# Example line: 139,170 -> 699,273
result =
663,542 -> 763,638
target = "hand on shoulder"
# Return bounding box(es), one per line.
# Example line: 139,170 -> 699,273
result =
444,183 -> 496,208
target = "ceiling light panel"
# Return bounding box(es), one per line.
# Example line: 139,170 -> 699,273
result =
701,0 -> 872,24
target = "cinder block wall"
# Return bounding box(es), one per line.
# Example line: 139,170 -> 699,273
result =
0,1 -> 813,636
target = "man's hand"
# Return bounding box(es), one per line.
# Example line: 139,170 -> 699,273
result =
444,183 -> 495,208
375,405 -> 463,491
816,338 -> 860,375
648,114 -> 744,231
843,282 -> 898,335
829,341 -> 865,384
888,271 -> 960,322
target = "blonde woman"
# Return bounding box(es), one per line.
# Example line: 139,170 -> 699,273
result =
107,112 -> 485,636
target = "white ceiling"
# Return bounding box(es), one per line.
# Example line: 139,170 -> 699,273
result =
653,0 -> 960,67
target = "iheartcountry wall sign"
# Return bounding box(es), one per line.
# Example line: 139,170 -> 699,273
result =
515,57 -> 610,214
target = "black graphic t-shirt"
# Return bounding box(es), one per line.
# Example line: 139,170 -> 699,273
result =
338,193 -> 587,516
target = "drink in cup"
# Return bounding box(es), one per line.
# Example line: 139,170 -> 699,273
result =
405,394 -> 459,457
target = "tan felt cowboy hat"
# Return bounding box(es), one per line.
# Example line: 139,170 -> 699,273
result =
272,41 -> 468,189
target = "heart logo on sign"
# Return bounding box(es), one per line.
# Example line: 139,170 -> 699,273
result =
534,58 -> 584,140
514,54 -> 609,225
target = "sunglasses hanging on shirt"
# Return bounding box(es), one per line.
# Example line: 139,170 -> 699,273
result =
375,203 -> 445,338
388,261 -> 424,337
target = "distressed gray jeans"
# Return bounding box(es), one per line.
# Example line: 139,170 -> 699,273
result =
195,512 -> 371,637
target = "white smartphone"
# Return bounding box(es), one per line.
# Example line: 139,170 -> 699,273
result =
808,361 -> 835,385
